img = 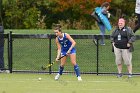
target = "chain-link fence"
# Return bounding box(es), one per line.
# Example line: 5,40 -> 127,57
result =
2,32 -> 140,75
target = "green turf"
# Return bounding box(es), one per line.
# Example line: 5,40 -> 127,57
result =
1,29 -> 140,93
4,29 -> 113,35
0,73 -> 139,93
4,29 -> 140,35
8,38 -> 140,73
3,29 -> 140,73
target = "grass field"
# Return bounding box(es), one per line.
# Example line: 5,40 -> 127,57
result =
2,29 -> 140,73
1,29 -> 140,93
0,73 -> 140,93
4,29 -> 112,35
4,29 -> 140,35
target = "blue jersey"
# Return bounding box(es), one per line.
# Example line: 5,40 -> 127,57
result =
57,33 -> 76,55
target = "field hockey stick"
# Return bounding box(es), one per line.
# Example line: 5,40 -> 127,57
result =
41,55 -> 67,70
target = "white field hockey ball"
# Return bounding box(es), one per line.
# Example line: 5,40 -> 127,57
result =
38,77 -> 42,81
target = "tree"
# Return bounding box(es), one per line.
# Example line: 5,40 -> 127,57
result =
2,0 -> 135,29
3,0 -> 48,29
47,0 -> 112,29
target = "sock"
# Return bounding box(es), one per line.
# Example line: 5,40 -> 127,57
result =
74,64 -> 80,77
58,66 -> 64,75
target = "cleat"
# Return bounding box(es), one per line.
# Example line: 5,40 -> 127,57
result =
128,74 -> 132,78
55,74 -> 60,80
117,73 -> 122,78
77,76 -> 82,81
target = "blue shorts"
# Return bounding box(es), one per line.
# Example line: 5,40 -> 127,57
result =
61,48 -> 76,56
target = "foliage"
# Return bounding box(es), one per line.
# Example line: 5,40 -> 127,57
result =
110,0 -> 135,17
3,0 -> 46,29
1,0 -> 136,29
23,7 -> 40,29
36,14 -> 46,29
47,0 -> 112,29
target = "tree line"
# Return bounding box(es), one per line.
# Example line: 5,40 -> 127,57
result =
0,0 -> 136,29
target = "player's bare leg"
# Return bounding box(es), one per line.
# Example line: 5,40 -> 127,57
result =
55,57 -> 67,80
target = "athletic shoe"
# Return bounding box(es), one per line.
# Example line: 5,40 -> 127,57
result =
128,74 -> 132,78
77,76 -> 82,81
117,73 -> 122,78
55,74 -> 60,80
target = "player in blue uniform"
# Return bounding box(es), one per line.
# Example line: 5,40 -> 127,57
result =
54,26 -> 82,81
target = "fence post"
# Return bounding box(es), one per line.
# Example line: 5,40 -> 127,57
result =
48,34 -> 52,74
0,25 -> 4,70
8,31 -> 13,73
96,35 -> 99,75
